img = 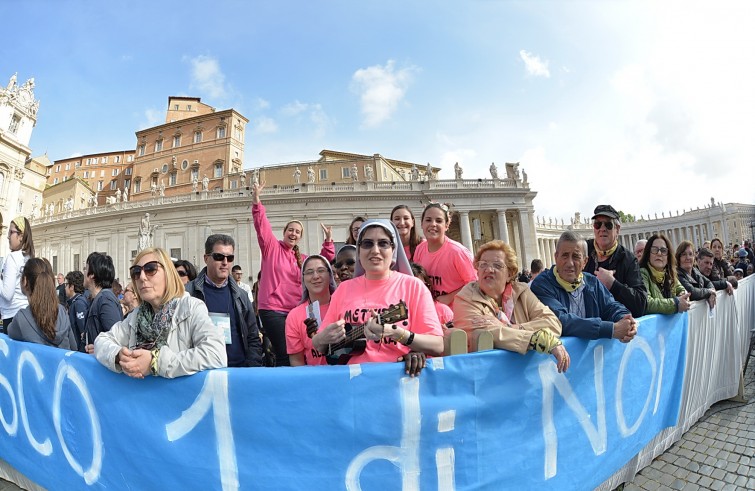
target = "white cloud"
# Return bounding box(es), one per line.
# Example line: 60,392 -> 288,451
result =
280,100 -> 330,136
138,108 -> 163,130
351,60 -> 417,127
255,98 -> 270,110
252,116 -> 278,134
187,55 -> 227,99
519,50 -> 550,78
281,100 -> 308,116
67,152 -> 82,158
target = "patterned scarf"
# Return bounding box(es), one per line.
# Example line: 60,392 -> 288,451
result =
554,267 -> 583,293
134,298 -> 179,349
648,265 -> 666,285
595,240 -> 618,258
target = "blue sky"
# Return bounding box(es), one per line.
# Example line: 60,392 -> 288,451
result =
4,1 -> 754,221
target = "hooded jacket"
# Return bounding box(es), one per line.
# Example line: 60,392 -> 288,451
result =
8,304 -> 77,350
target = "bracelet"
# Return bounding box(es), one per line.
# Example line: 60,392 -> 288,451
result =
405,331 -> 415,346
396,329 -> 409,344
150,348 -> 160,376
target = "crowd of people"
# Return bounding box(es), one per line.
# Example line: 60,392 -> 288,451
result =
0,200 -> 751,379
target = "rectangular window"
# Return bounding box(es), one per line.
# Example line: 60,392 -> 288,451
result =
342,167 -> 351,178
100,170 -> 105,177
124,179 -> 131,190
75,162 -> 81,168
8,114 -> 20,134
216,127 -> 226,139
319,169 -> 328,180
131,250 -> 138,259
53,177 -> 58,184
65,163 -> 70,171
56,164 -> 61,172
173,135 -> 181,148
135,180 -> 141,193
127,155 -> 134,162
170,248 -> 182,260
110,180 -> 117,190
138,145 -> 145,156
169,173 -> 177,186
214,163 -> 223,178
111,169 -> 118,176
73,254 -> 80,272
125,167 -> 132,176
231,180 -> 238,189
52,256 -> 58,274
83,171 -> 89,178
154,140 -> 163,152
194,131 -> 202,143
234,128 -> 242,140
174,104 -> 179,110
187,105 -> 192,111
191,168 -> 199,181
97,181 -> 103,191
63,175 -> 68,182
101,156 -> 108,164
115,155 -> 121,163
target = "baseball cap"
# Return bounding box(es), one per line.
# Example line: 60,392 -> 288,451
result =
592,205 -> 620,220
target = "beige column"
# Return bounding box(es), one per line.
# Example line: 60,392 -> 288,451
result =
459,211 -> 473,251
496,209 -> 510,243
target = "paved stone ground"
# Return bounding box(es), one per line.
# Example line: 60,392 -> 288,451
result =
622,353 -> 755,491
1,354 -> 753,491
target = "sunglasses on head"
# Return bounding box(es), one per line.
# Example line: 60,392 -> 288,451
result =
209,253 -> 234,262
334,258 -> 356,268
593,220 -> 615,230
130,261 -> 162,280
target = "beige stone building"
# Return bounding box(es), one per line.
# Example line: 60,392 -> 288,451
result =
47,150 -> 135,205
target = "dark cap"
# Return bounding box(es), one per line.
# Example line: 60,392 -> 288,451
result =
592,205 -> 620,220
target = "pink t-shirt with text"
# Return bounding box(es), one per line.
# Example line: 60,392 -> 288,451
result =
322,273 -> 443,364
413,238 -> 477,300
285,301 -> 330,366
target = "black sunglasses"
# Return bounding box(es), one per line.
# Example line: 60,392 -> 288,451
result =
593,220 -> 615,230
130,261 -> 162,280
334,258 -> 356,268
209,253 -> 234,262
358,239 -> 394,250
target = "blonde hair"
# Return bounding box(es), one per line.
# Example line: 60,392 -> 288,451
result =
132,247 -> 185,306
473,240 -> 519,281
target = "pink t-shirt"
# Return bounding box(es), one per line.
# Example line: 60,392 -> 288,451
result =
413,238 -> 477,300
322,273 -> 443,364
435,301 -> 453,327
252,203 -> 335,312
285,301 -> 330,366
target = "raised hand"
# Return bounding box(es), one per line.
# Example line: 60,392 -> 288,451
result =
321,223 -> 333,242
251,180 -> 266,204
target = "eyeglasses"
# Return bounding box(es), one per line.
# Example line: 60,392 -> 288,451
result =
129,261 -> 162,280
650,246 -> 668,256
303,267 -> 329,277
358,239 -> 394,250
593,220 -> 615,230
177,270 -> 188,277
477,261 -> 506,272
209,253 -> 234,262
334,258 -> 356,269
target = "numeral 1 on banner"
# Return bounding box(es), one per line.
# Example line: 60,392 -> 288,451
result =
165,371 -> 238,491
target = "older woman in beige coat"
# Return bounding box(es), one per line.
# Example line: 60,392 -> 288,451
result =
453,240 -> 570,372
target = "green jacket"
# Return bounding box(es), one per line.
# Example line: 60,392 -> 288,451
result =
640,268 -> 687,315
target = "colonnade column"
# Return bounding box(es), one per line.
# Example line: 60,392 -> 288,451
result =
459,211 -> 473,251
496,209 -> 509,243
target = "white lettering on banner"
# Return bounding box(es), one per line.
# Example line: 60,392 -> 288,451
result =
616,338 -> 657,437
17,351 -> 53,456
166,370 -> 238,491
345,377 -> 457,491
540,346 -> 607,480
53,362 -> 103,485
540,336 -> 668,479
0,340 -> 19,435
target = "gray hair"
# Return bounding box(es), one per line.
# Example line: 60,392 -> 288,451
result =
556,230 -> 587,257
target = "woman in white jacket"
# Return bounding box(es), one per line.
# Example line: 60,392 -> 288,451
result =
94,247 -> 227,378
1,216 -> 34,332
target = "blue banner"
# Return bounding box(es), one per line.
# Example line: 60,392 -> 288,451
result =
0,313 -> 686,490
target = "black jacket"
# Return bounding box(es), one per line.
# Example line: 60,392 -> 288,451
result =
677,267 -> 714,301
185,268 -> 264,367
585,239 -> 648,318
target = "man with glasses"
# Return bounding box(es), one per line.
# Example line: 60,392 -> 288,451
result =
185,234 -> 264,367
65,271 -> 89,352
584,205 -> 647,318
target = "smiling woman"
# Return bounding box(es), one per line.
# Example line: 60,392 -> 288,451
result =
639,234 -> 690,315
1,216 -> 34,331
94,247 -> 227,378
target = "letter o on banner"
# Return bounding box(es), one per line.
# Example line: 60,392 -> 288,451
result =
0,340 -> 18,435
615,338 -> 657,437
53,362 -> 103,485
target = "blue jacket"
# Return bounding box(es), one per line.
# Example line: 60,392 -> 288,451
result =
530,267 -> 630,339
67,293 -> 90,352
83,288 -> 123,345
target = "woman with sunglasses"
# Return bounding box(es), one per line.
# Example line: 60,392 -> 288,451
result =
345,216 -> 365,245
333,245 -> 356,284
638,234 -> 691,315
8,258 -> 77,350
83,252 -> 123,353
94,247 -> 227,378
453,240 -> 569,372
1,216 -> 34,332
317,220 -> 443,372
390,205 -> 424,261
252,180 -> 335,366
286,255 -> 337,366
173,259 -> 198,286
413,202 -> 477,306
